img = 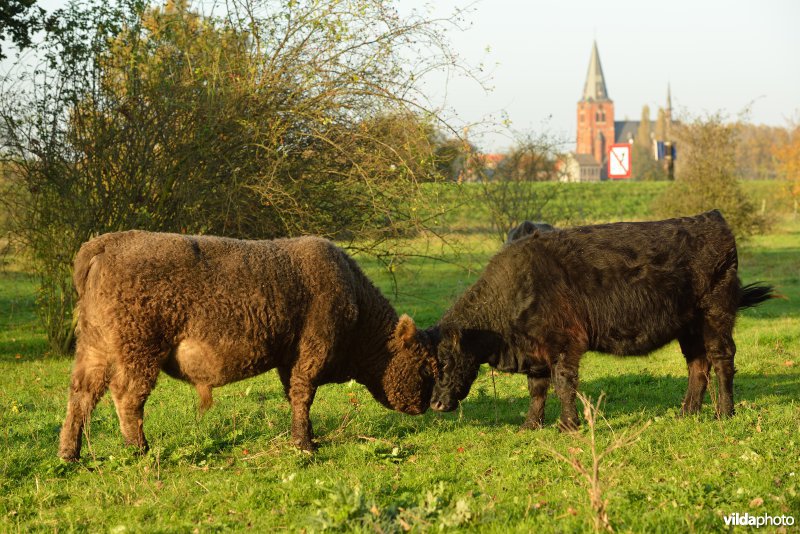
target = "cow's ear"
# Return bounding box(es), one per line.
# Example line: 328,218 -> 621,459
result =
395,314 -> 417,345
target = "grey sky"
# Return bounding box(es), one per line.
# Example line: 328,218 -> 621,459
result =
10,0 -> 800,151
401,0 -> 800,150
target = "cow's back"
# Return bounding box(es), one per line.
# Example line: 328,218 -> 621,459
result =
76,231 -> 360,379
508,211 -> 738,355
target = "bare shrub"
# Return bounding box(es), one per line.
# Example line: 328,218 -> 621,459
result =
474,133 -> 568,242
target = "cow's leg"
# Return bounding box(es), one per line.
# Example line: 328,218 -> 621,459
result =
277,366 -> 292,400
288,294 -> 351,452
288,333 -> 333,452
702,312 -> 737,417
288,373 -> 318,452
520,365 -> 551,430
553,352 -> 581,431
702,266 -> 740,418
678,330 -> 711,415
58,342 -> 110,461
109,355 -> 160,454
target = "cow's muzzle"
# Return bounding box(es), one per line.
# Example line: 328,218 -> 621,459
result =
430,399 -> 457,412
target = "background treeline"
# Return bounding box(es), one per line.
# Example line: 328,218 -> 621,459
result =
1,0 -> 799,355
628,104 -> 796,182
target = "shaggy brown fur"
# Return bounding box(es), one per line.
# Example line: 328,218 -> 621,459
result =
59,231 -> 438,460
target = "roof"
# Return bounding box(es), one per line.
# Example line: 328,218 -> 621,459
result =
570,153 -> 601,167
581,41 -> 610,102
614,120 -> 642,144
479,153 -> 505,168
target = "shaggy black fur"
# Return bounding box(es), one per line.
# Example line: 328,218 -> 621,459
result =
429,211 -> 775,429
505,221 -> 556,244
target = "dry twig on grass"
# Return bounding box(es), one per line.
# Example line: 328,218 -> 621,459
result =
539,392 -> 651,533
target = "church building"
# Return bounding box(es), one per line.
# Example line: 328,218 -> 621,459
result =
568,41 -> 672,181
576,41 -> 615,169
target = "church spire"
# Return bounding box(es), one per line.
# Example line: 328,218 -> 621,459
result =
666,83 -> 672,112
581,41 -> 610,102
665,83 -> 673,141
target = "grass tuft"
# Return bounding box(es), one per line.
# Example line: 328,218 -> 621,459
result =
0,214 -> 798,531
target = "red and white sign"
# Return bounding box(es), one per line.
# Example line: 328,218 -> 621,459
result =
608,144 -> 631,179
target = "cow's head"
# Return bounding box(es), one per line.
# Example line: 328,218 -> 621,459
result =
430,327 -> 500,412
380,315 -> 440,415
506,220 -> 556,244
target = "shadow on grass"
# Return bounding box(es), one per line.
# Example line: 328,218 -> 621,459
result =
178,369 -> 800,449
0,271 -> 38,319
0,337 -> 52,361
451,371 -> 800,428
24,370 -> 798,471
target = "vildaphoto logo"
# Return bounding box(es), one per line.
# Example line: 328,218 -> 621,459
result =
723,512 -> 795,527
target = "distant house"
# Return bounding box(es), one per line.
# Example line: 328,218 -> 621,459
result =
457,153 -> 505,182
559,153 -> 602,182
480,153 -> 506,178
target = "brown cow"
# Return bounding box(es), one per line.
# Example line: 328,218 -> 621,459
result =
59,231 -> 437,460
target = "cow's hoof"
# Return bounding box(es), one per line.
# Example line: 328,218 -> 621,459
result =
558,420 -> 580,432
679,405 -> 701,417
58,444 -> 80,462
295,439 -> 318,453
519,420 -> 544,431
123,441 -> 149,456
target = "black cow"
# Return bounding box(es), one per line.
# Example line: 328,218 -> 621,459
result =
429,211 -> 774,430
505,221 -> 556,244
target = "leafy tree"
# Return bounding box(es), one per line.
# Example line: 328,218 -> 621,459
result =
0,0 -> 463,354
773,120 -> 800,214
653,113 -> 762,238
636,105 -> 652,147
433,137 -> 474,182
654,108 -> 667,141
631,142 -> 665,181
631,105 -> 666,181
1,0 -> 147,353
0,0 -> 44,59
735,123 -> 788,180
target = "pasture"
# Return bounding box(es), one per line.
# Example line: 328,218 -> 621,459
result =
1,183 -> 798,532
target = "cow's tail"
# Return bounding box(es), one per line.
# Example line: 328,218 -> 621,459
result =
738,282 -> 777,310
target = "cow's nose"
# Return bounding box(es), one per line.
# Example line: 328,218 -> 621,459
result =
431,400 -> 447,412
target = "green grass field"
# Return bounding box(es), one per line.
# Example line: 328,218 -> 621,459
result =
1,184 -> 799,532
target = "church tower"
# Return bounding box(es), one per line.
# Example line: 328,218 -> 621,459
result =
576,41 -> 615,167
